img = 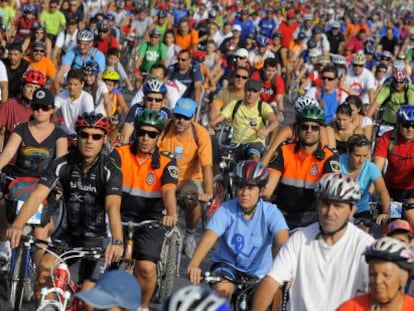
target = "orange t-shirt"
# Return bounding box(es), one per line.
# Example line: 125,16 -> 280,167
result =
175,29 -> 199,51
24,56 -> 56,79
337,293 -> 414,311
159,121 -> 212,185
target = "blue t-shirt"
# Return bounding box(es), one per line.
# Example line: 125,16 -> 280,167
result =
207,198 -> 288,277
339,153 -> 382,213
322,91 -> 338,124
62,47 -> 106,72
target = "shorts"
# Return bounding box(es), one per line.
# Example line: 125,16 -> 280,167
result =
130,224 -> 165,263
235,142 -> 266,161
210,262 -> 258,282
177,179 -> 203,209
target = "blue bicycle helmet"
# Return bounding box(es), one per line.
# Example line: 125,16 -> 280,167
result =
142,78 -> 167,95
82,61 -> 100,75
396,105 -> 414,122
256,35 -> 269,47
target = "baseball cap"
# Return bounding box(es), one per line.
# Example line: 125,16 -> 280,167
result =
246,79 -> 262,92
232,24 -> 242,32
75,270 -> 141,311
173,98 -> 197,117
32,40 -> 46,50
331,21 -> 341,28
235,48 -> 249,58
31,87 -> 55,107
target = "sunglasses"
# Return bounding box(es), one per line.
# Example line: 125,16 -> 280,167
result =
145,96 -> 163,103
178,57 -> 189,62
235,74 -> 248,80
33,49 -> 45,53
395,80 -> 406,84
246,88 -> 260,93
136,128 -> 159,138
236,56 -> 247,60
174,113 -> 192,120
321,76 -> 336,81
400,122 -> 414,129
78,131 -> 104,140
352,64 -> 364,67
299,124 -> 320,132
32,105 -> 53,111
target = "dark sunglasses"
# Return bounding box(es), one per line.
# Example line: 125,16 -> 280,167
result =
236,56 -> 247,60
33,49 -> 45,53
78,131 -> 104,140
395,80 -> 406,84
400,122 -> 414,129
136,128 -> 159,138
352,64 -> 364,67
377,69 -> 387,73
321,76 -> 336,81
178,57 -> 189,62
299,123 -> 320,132
145,96 -> 163,103
235,74 -> 249,80
174,113 -> 192,121
31,105 -> 53,111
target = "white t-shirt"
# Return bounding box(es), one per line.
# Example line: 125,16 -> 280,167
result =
344,68 -> 376,105
0,60 -> 8,99
267,222 -> 374,311
55,90 -> 94,134
55,29 -> 78,52
91,80 -> 109,116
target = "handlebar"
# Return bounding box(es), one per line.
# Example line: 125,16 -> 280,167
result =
217,120 -> 258,149
201,271 -> 260,286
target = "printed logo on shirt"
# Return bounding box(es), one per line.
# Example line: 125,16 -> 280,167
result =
310,164 -> 318,176
145,172 -> 155,185
329,160 -> 341,172
167,166 -> 179,179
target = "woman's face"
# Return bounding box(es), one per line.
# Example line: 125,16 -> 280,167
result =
350,103 -> 360,119
164,33 -> 174,44
35,29 -> 45,39
336,112 -> 352,130
84,74 -> 96,85
349,145 -> 369,169
206,43 -> 216,54
369,261 -> 406,304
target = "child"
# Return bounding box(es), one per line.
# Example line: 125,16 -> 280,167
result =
106,48 -> 134,92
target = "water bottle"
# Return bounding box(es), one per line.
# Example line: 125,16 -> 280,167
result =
54,263 -> 69,291
175,146 -> 183,160
125,240 -> 133,260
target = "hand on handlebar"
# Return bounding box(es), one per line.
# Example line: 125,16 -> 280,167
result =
198,193 -> 213,203
104,244 -> 124,263
187,265 -> 202,285
6,225 -> 24,248
162,215 -> 178,228
255,128 -> 267,139
376,213 -> 390,225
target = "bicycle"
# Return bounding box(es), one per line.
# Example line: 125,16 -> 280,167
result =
120,219 -> 183,303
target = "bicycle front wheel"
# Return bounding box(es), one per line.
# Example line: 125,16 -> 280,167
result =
10,246 -> 28,311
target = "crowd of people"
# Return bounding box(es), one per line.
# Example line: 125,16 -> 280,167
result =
0,0 -> 414,310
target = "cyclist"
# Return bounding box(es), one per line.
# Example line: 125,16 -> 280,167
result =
187,160 -> 288,299
159,98 -> 213,258
263,106 -> 340,228
337,237 -> 414,310
374,105 -> 414,226
7,112 -> 124,301
113,109 -> 178,311
253,172 -> 375,311
210,79 -> 278,161
386,219 -> 414,245
94,19 -> 120,54
160,285 -> 230,311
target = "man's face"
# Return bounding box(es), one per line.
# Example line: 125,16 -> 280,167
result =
394,80 -> 407,92
245,87 -> 260,105
32,46 -> 45,62
107,55 -> 118,66
22,83 -> 41,100
317,198 -> 354,234
233,69 -> 249,89
264,65 -> 277,81
352,63 -> 364,76
77,128 -> 105,160
236,185 -> 261,212
149,34 -> 160,45
78,40 -> 92,55
173,113 -> 192,133
144,92 -> 164,110
67,78 -> 84,98
49,2 -> 58,12
179,21 -> 189,34
8,49 -> 23,66
398,121 -> 414,141
177,53 -> 191,70
298,121 -> 320,146
321,71 -> 337,92
136,125 -> 159,154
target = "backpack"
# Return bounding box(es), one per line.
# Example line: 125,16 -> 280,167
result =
71,47 -> 98,68
231,99 -> 266,126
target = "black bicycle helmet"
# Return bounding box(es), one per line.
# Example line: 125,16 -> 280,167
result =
233,160 -> 269,187
75,112 -> 110,135
134,109 -> 166,131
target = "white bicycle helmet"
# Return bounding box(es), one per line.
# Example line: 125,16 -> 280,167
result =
365,237 -> 414,271
393,60 -> 408,82
315,173 -> 361,204
161,286 -> 230,311
77,29 -> 94,42
142,77 -> 167,94
351,52 -> 366,65
331,54 -> 347,66
294,96 -> 320,114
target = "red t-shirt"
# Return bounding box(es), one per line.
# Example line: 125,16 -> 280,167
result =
308,71 -> 322,87
251,71 -> 285,103
337,293 -> 414,311
374,130 -> 414,190
94,35 -> 120,54
278,21 -> 299,48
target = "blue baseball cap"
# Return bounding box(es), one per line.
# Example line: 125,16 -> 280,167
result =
74,270 -> 141,311
173,98 -> 197,118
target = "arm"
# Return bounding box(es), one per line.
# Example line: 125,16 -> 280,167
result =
252,276 -> 281,311
187,229 -> 218,284
262,171 -> 281,201
261,125 -> 292,165
0,133 -> 22,171
117,93 -> 129,115
104,194 -> 124,262
210,113 -> 226,128
374,176 -> 391,225
200,165 -> 213,202
55,137 -> 68,158
367,100 -> 379,118
362,124 -> 373,142
120,122 -> 134,145
103,92 -> 113,118
367,88 -> 375,107
373,156 -> 386,173
272,229 -> 289,258
257,110 -> 279,141
161,187 -> 178,227
193,80 -> 202,104
0,81 -> 8,103
55,64 -> 71,91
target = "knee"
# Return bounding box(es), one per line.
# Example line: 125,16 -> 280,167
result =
213,282 -> 234,300
135,261 -> 156,279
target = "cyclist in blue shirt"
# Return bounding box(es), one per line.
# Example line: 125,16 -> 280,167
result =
187,160 -> 288,299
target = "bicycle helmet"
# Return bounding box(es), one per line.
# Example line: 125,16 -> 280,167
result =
192,50 -> 206,62
115,0 -> 124,8
312,24 -> 323,35
22,3 -> 35,14
97,19 -> 109,32
307,39 -> 317,50
22,70 -> 47,86
364,237 -> 414,271
396,105 -> 414,122
387,219 -> 414,236
82,61 -> 100,75
142,78 -> 167,95
158,9 -> 168,18
397,52 -> 407,61
294,96 -> 320,114
105,13 -> 115,21
149,28 -> 161,37
393,60 -> 407,82
315,173 -> 361,204
351,53 -> 366,65
160,285 -> 230,311
317,55 -> 330,65
297,106 -> 326,125
256,35 -> 269,47
33,21 -> 45,31
308,48 -> 321,58
364,44 -> 376,55
234,160 -> 269,187
77,29 -> 94,42
75,112 -> 110,135
102,69 -> 121,81
134,109 -> 165,131
331,54 -> 347,66
382,50 -> 393,60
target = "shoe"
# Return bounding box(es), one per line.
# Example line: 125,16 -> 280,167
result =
183,235 -> 197,258
138,307 -> 149,311
0,241 -> 11,262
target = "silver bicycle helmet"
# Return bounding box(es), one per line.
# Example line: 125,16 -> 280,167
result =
331,54 -> 347,66
294,96 -> 320,114
315,173 -> 361,204
77,29 -> 94,42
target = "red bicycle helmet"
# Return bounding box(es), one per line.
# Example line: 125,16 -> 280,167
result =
22,70 -> 47,86
387,219 -> 414,236
234,160 -> 269,187
75,112 -> 110,135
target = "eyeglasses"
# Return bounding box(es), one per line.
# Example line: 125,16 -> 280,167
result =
400,122 -> 414,129
136,128 -> 159,139
246,88 -> 260,93
382,57 -> 391,61
299,124 -> 320,132
145,96 -> 163,103
352,64 -> 364,67
33,49 -> 45,53
235,74 -> 248,80
78,131 -> 104,140
395,80 -> 406,85
236,56 -> 247,60
31,105 -> 53,111
178,57 -> 189,62
174,113 -> 192,120
321,76 -> 336,81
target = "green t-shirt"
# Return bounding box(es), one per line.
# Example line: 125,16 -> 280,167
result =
0,6 -> 16,30
376,82 -> 414,124
40,10 -> 66,35
138,41 -> 167,73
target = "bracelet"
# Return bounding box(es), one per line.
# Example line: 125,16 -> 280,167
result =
111,239 -> 124,246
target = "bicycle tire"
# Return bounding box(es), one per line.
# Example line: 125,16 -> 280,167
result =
156,231 -> 180,302
9,247 -> 28,311
23,259 -> 36,302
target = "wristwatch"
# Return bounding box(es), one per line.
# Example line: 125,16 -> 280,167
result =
111,239 -> 124,246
